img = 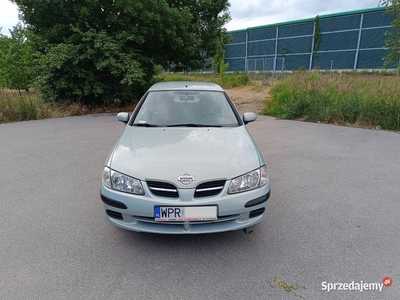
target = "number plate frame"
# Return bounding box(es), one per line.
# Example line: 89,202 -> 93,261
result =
154,206 -> 218,221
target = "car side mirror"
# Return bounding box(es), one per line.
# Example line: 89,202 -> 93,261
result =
117,112 -> 130,124
243,112 -> 257,124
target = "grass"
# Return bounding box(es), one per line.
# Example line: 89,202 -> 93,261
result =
161,72 -> 248,89
0,89 -> 53,123
3,71 -> 399,131
0,88 -> 136,124
263,71 -> 400,131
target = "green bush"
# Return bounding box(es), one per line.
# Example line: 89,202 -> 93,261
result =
221,73 -> 248,88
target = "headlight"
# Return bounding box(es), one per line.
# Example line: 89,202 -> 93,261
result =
102,167 -> 144,195
228,166 -> 269,194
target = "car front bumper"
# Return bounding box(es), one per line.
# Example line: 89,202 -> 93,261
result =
100,182 -> 270,234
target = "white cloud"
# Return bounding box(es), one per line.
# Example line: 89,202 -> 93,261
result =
0,0 -> 20,35
226,0 -> 382,31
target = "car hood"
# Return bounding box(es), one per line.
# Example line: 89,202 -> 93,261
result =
107,126 -> 263,188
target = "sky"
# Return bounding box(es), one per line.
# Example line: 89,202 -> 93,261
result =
0,0 -> 383,35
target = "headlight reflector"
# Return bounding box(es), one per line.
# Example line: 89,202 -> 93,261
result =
102,167 -> 144,195
228,166 -> 269,194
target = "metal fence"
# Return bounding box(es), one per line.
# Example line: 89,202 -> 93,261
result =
246,58 -> 285,85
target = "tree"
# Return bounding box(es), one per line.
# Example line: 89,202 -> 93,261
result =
0,23 -> 35,92
11,0 -> 231,105
0,30 -> 7,88
167,0 -> 231,71
212,32 -> 232,74
381,0 -> 400,68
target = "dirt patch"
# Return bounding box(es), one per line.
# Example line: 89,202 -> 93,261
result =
225,85 -> 271,114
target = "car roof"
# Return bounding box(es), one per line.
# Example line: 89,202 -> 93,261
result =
148,81 -> 224,92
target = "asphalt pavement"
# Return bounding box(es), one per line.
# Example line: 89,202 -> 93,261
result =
0,114 -> 399,300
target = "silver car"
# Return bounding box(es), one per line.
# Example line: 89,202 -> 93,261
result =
101,81 -> 270,234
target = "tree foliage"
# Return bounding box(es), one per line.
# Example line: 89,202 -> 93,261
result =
0,24 -> 35,92
11,0 -> 230,105
168,0 -> 231,71
381,0 -> 400,68
212,32 -> 232,74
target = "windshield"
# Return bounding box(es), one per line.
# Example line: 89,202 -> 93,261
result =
133,91 -> 239,127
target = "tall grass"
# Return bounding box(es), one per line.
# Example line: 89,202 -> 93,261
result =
0,89 -> 55,123
263,71 -> 400,130
0,89 -> 137,124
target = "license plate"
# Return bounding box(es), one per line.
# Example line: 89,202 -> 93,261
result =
154,206 -> 217,221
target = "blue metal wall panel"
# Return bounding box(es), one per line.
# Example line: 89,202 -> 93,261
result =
226,44 -> 246,58
248,40 -> 276,56
319,14 -> 361,32
248,27 -> 277,41
284,54 -> 313,70
357,49 -> 392,69
226,58 -> 246,72
360,27 -> 389,49
277,36 -> 313,54
278,22 -> 314,37
312,51 -> 356,69
319,31 -> 359,51
230,31 -> 247,43
363,10 -> 395,28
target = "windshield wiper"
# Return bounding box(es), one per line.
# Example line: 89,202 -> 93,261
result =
167,123 -> 222,127
132,123 -> 160,127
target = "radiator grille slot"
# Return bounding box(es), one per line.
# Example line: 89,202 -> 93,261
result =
147,181 -> 178,198
194,180 -> 226,198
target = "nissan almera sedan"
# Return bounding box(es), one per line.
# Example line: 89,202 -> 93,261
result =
100,81 -> 270,234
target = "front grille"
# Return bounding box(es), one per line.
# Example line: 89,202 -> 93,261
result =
194,180 -> 226,198
147,181 -> 178,198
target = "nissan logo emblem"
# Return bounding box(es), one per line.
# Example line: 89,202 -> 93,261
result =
178,174 -> 195,185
